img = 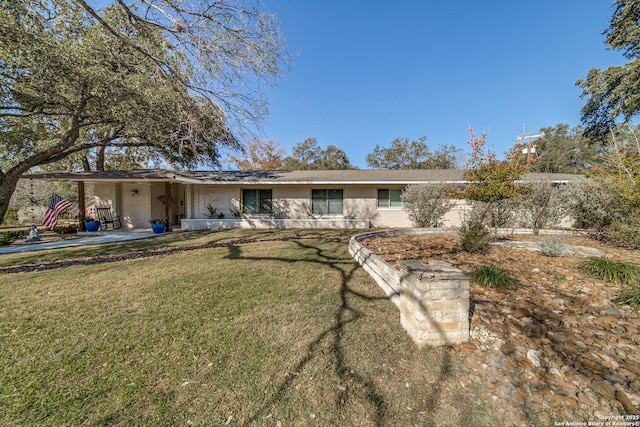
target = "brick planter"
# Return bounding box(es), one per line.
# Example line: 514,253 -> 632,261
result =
349,229 -> 469,347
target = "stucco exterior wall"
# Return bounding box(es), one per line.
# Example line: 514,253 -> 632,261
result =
187,183 -> 415,227
121,182 -> 150,228
93,182 -> 116,211
197,186 -> 239,218
92,181 -> 575,230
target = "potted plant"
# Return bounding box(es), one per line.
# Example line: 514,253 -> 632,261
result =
84,217 -> 101,232
149,218 -> 165,233
262,203 -> 276,218
204,204 -> 217,218
230,207 -> 243,218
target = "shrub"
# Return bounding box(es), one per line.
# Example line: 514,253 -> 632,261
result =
456,129 -> 528,204
0,230 -> 23,246
471,265 -> 518,289
485,198 -> 519,229
581,134 -> 640,249
561,179 -> 616,230
539,236 -> 565,257
401,183 -> 456,227
519,181 -> 568,235
576,257 -> 640,286
459,220 -> 490,254
53,225 -> 77,234
601,213 -> 640,249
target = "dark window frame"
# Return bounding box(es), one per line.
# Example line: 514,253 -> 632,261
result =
311,189 -> 344,216
377,188 -> 404,208
242,188 -> 273,214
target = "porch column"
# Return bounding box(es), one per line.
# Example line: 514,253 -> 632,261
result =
78,181 -> 86,231
164,181 -> 173,232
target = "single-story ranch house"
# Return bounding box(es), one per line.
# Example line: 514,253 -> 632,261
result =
29,169 -> 580,231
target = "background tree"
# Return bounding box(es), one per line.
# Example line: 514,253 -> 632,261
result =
509,124 -> 603,173
282,138 -> 354,170
576,0 -> 640,247
226,138 -> 285,170
365,136 -> 461,169
0,0 -> 287,225
576,0 -> 640,138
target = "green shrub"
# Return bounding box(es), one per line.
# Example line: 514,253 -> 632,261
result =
459,221 -> 490,254
560,179 -> 616,230
53,225 -> 77,234
601,214 -> 640,250
576,257 -> 640,286
0,230 -> 24,246
471,265 -> 518,289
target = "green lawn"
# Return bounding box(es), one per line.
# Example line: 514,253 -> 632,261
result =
0,229 -> 494,426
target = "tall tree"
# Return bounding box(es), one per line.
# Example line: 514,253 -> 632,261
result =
0,0 -> 288,224
576,0 -> 640,138
283,138 -> 354,170
226,138 -> 285,170
365,136 -> 460,169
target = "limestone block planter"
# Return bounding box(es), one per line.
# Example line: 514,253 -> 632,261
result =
349,229 -> 470,347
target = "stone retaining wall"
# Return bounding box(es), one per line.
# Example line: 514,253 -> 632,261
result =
349,229 -> 470,347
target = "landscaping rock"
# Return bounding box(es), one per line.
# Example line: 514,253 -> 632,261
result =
362,232 -> 640,424
500,342 -> 516,356
615,390 -> 637,415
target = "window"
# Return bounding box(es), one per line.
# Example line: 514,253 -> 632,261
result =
242,189 -> 272,214
311,189 -> 343,215
377,189 -> 404,208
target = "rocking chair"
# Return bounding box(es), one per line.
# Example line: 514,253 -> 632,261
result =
96,207 -> 122,230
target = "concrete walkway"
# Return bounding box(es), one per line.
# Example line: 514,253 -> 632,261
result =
0,229 -> 182,254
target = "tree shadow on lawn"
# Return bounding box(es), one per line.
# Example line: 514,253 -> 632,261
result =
0,230 -> 329,273
2,231 -> 466,424
224,237 -> 458,426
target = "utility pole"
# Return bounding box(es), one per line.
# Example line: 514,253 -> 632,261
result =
516,129 -> 545,166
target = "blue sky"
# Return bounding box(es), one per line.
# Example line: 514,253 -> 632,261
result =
256,1 -> 627,168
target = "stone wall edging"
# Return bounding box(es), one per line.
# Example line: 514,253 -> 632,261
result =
349,228 -> 470,347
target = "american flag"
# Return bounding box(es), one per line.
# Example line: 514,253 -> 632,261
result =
42,193 -> 72,230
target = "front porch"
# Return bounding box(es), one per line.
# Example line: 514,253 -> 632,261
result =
181,217 -> 370,230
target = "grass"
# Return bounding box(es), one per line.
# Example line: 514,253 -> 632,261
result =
576,257 -> 640,286
615,285 -> 640,311
576,257 -> 640,312
471,265 -> 518,289
0,229 -> 495,426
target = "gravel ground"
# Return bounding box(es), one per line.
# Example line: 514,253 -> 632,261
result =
362,233 -> 640,424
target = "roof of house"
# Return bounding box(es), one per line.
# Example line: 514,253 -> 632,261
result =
26,169 -> 583,185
